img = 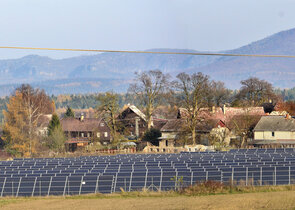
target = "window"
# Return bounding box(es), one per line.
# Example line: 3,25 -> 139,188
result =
272,131 -> 275,137
97,132 -> 100,138
81,133 -> 84,137
104,132 -> 108,137
100,123 -> 104,127
87,133 -> 90,138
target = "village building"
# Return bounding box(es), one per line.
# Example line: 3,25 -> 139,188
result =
61,114 -> 112,151
36,114 -> 52,136
253,115 -> 295,147
117,104 -> 167,138
117,105 -> 147,138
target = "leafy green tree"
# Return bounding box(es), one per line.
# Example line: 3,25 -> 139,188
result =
47,126 -> 66,152
142,128 -> 161,146
47,114 -> 61,136
64,107 -> 75,118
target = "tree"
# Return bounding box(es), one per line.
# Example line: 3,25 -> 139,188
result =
142,128 -> 161,146
211,81 -> 231,107
64,106 -> 75,118
3,84 -> 54,156
48,114 -> 61,136
129,70 -> 171,129
236,77 -> 276,106
46,126 -> 66,152
275,100 -> 295,116
228,113 -> 261,147
174,72 -> 212,145
96,92 -> 120,142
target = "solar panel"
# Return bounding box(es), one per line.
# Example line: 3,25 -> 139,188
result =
49,176 -> 67,196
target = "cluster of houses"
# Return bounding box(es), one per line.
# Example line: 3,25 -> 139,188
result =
35,104 -> 295,153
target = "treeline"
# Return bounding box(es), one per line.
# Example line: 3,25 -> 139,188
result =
0,83 -> 295,122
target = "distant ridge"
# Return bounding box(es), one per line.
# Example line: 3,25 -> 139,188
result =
0,28 -> 295,95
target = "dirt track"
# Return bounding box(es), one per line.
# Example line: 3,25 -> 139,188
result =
1,191 -> 295,210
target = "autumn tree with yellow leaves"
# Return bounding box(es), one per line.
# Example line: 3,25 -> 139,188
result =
3,85 -> 54,157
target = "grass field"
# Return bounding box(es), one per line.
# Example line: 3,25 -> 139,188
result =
0,190 -> 295,210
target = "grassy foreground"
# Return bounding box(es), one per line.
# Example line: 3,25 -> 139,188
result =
1,185 -> 295,210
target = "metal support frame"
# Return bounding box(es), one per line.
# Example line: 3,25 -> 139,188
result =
110,175 -> 115,193
16,177 -> 21,197
274,167 -> 277,186
63,176 -> 68,196
95,175 -> 99,194
159,170 -> 163,191
144,170 -> 148,189
32,177 -> 37,196
47,177 -> 52,196
128,172 -> 133,192
260,167 -> 262,186
1,177 -> 6,197
113,173 -> 118,193
246,167 -> 248,186
289,166 -> 291,185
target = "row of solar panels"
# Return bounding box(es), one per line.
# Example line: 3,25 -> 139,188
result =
0,167 -> 295,197
9,148 -> 295,161
0,149 -> 295,196
6,155 -> 295,164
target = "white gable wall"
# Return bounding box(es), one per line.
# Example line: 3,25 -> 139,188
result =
254,131 -> 295,140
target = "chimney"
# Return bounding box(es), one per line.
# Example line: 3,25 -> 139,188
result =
135,117 -> 139,137
80,113 -> 84,121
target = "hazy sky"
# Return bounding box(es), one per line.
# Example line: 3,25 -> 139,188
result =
0,0 -> 295,59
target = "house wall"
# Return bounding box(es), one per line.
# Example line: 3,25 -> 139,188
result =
118,110 -> 147,137
255,131 -> 295,140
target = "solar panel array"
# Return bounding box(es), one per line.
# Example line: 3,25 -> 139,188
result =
1,148 -> 295,197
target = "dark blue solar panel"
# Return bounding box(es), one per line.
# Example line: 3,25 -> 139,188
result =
97,175 -> 114,194
2,177 -> 20,197
18,177 -> 36,197
49,177 -> 66,196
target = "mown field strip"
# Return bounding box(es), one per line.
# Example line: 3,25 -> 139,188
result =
0,190 -> 295,210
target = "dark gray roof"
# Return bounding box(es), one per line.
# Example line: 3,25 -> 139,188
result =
254,116 -> 295,131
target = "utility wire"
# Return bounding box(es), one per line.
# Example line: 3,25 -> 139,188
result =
0,46 -> 295,58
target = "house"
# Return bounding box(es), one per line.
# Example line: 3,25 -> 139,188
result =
253,115 -> 295,147
160,118 -> 230,146
117,105 -> 147,138
36,114 -> 52,136
61,115 -> 112,151
117,104 -> 167,138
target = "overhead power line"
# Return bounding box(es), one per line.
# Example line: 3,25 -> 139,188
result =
0,46 -> 295,58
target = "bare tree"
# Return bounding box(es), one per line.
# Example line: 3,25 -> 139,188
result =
237,77 -> 276,106
96,92 -> 120,142
228,112 -> 261,148
174,72 -> 212,145
211,81 -> 231,107
128,70 -> 171,129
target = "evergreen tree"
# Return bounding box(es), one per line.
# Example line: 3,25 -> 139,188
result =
48,114 -> 61,136
64,107 -> 75,118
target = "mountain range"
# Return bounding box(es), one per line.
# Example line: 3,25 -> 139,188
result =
1,28 -> 295,96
